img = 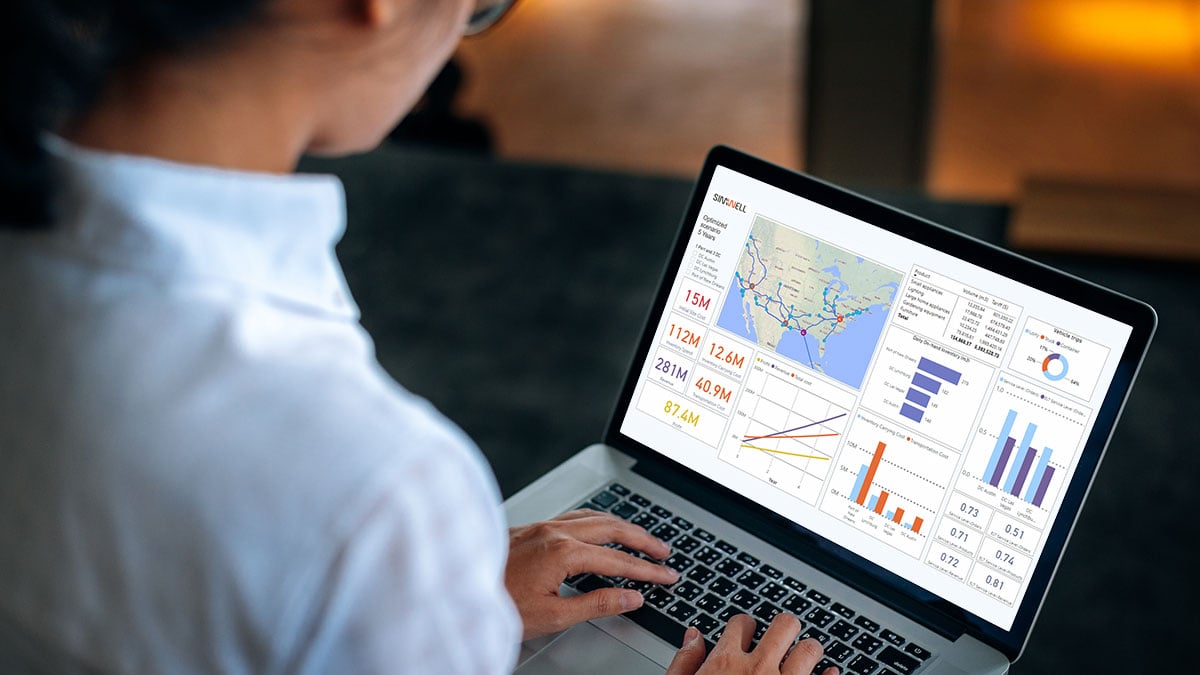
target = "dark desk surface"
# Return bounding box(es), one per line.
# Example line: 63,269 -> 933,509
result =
304,145 -> 1195,673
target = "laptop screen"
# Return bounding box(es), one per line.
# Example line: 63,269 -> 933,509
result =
617,163 -> 1134,632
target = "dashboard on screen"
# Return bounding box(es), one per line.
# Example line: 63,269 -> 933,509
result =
618,165 -> 1133,631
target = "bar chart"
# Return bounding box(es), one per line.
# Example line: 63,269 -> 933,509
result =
982,409 -> 1056,507
860,327 -> 992,448
822,410 -> 958,558
899,356 -> 963,425
849,441 -> 927,534
959,375 -> 1088,531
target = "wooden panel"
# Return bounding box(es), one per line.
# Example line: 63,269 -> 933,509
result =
1009,178 -> 1200,260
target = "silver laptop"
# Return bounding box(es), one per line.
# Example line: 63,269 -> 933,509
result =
506,146 -> 1156,674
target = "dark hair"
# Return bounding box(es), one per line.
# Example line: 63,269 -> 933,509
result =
0,0 -> 266,228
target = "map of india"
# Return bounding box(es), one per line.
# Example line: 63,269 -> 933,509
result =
716,215 -> 902,389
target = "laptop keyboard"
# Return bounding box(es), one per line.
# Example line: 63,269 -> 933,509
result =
564,484 -> 935,675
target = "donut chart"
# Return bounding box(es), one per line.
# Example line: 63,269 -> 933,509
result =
1041,353 -> 1068,381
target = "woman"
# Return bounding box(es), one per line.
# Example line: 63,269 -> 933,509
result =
0,1 -> 832,673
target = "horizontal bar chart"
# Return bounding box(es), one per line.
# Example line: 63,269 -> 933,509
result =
899,356 -> 963,424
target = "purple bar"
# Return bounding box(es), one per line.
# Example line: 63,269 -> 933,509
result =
989,437 -> 1016,487
911,371 -> 940,395
905,388 -> 931,407
1032,466 -> 1056,507
917,357 -> 963,385
1010,446 -> 1038,497
899,403 -> 924,423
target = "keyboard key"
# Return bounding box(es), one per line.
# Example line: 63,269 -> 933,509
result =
624,580 -> 652,592
690,612 -> 720,636
753,620 -> 769,641
715,540 -> 739,555
651,505 -> 673,519
591,490 -> 619,508
847,653 -> 880,674
626,604 -> 714,653
687,565 -> 716,585
760,564 -> 783,579
696,593 -> 726,615
717,605 -> 740,622
805,607 -> 836,628
576,575 -> 609,593
800,627 -> 830,645
666,600 -> 698,622
903,643 -> 931,660
813,657 -> 840,675
751,601 -> 782,623
692,528 -> 716,542
610,502 -> 638,519
695,547 -> 722,566
736,569 -> 767,590
674,535 -> 701,554
828,619 -> 859,642
876,646 -> 920,674
631,512 -> 659,529
576,503 -> 598,511
783,576 -> 808,593
761,582 -> 789,603
609,483 -> 631,496
645,587 -> 674,609
783,594 -> 812,615
880,629 -> 905,647
730,589 -> 760,610
806,589 -> 832,605
825,640 -> 855,663
666,553 -> 695,573
852,633 -> 884,655
671,516 -> 694,530
709,577 -> 737,596
715,558 -> 745,578
737,552 -> 761,567
652,524 -> 681,541
854,615 -> 881,633
629,494 -> 651,507
673,580 -> 704,601
879,670 -> 903,675
831,602 -> 856,619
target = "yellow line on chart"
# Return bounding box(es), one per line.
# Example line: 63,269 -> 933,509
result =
740,444 -> 830,460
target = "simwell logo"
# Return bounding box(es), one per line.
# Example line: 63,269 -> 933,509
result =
712,193 -> 748,213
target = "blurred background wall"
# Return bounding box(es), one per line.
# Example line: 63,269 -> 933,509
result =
421,0 -> 1200,210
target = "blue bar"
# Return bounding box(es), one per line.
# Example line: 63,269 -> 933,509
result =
886,510 -> 895,520
899,403 -> 924,423
850,464 -> 868,503
911,371 -> 941,395
917,357 -> 962,385
1025,448 -> 1054,502
868,494 -> 878,511
984,410 -> 1018,485
904,523 -> 911,530
1004,422 -> 1038,493
905,388 -> 931,407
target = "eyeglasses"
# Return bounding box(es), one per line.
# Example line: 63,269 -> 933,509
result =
466,0 -> 519,36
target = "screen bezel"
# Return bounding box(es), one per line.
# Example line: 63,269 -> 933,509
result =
604,145 -> 1157,660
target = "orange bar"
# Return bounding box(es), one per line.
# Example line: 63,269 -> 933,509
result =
912,517 -> 924,534
893,507 -> 905,524
856,441 -> 887,505
874,491 -> 889,515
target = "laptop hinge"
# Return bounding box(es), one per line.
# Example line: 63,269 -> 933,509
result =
631,455 -> 969,643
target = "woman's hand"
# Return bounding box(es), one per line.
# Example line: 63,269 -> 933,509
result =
505,509 -> 680,640
667,613 -> 838,675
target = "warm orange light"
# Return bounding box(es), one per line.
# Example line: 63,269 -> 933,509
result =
1023,0 -> 1198,70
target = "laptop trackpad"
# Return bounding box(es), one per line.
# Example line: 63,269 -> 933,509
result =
515,622 -> 664,675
